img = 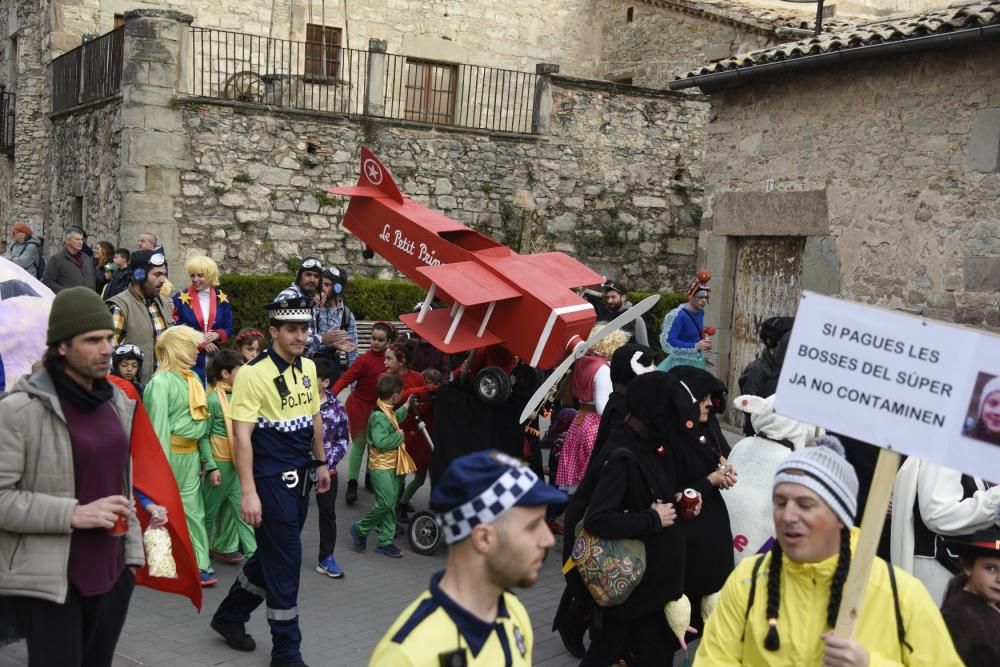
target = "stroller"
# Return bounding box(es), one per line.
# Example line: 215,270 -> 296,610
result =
406,363 -> 543,555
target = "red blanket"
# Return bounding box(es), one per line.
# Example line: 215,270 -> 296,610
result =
109,376 -> 203,611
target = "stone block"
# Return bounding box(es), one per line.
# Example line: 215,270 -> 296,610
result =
143,106 -> 182,132
258,168 -> 292,186
219,191 -> 248,208
122,85 -> 173,108
437,195 -> 458,209
633,195 -> 667,208
119,166 -> 146,193
126,36 -> 176,65
146,61 -> 178,89
967,109 -> 1000,173
964,256 -> 1000,291
145,167 -> 180,196
121,193 -> 174,224
713,190 -> 829,236
434,178 -> 453,195
126,128 -> 190,169
801,236 -> 841,295
666,237 -> 696,255
267,223 -> 306,241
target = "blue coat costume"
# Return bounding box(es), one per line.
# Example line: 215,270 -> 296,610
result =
173,286 -> 234,383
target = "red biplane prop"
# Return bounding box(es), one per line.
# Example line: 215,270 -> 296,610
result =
328,147 -> 658,422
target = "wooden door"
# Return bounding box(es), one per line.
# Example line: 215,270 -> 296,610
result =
724,237 -> 804,427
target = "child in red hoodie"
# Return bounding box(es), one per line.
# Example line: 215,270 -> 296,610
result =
396,368 -> 443,523
332,321 -> 394,505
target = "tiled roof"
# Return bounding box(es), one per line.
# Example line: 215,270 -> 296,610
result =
678,0 -> 1000,80
643,0 -> 855,35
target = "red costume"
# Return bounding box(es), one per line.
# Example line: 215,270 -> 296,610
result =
397,371 -> 433,471
108,375 -> 202,610
332,348 -> 386,439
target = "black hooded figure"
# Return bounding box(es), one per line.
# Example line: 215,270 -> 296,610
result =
555,371 -> 688,665
590,344 -> 657,464
665,365 -> 735,632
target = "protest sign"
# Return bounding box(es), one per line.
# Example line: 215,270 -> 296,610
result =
774,291 -> 1000,483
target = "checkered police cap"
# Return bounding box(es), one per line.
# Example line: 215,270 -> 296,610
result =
431,451 -> 568,545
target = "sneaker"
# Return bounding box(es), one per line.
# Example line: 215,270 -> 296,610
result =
316,555 -> 345,578
350,522 -> 367,552
269,660 -> 308,667
211,549 -> 244,565
374,543 -> 403,558
210,619 -> 256,652
200,570 -> 218,587
345,479 -> 358,506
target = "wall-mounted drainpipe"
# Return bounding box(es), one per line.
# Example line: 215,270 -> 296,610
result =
815,0 -> 825,36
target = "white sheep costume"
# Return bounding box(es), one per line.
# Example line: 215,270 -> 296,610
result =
725,394 -> 823,565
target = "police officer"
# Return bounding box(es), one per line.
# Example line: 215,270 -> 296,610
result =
370,451 -> 567,666
211,296 -> 331,667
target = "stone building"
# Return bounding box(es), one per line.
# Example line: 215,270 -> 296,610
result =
0,0 -> 728,291
669,0 -> 1000,403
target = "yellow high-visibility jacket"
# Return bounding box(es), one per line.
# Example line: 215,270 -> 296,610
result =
694,531 -> 963,666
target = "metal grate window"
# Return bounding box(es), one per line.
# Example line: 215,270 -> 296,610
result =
305,24 -> 342,81
404,60 -> 456,125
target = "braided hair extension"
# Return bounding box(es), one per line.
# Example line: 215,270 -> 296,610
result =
826,525 -> 853,629
764,543 -> 783,651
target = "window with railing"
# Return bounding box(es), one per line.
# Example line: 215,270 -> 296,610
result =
0,86 -> 14,154
51,27 -> 124,112
404,60 -> 457,125
304,24 -> 342,81
188,26 -> 539,134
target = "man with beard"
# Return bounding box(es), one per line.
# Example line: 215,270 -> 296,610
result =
602,279 -> 648,345
0,287 -> 145,666
107,250 -> 173,384
276,258 -> 324,357
370,451 -> 567,666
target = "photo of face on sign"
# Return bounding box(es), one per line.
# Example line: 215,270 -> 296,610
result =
963,372 -> 1000,446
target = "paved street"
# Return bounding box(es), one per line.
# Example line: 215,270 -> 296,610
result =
0,425 -> 737,666
0,463 -> 579,667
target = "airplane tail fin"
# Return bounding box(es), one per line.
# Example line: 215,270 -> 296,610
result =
327,146 -> 404,203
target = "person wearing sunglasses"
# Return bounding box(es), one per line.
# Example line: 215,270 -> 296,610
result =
275,258 -> 324,358
106,250 -> 173,384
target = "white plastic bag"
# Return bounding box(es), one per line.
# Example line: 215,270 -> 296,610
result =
143,526 -> 177,578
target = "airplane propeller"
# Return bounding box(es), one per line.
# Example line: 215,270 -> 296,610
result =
518,294 -> 661,424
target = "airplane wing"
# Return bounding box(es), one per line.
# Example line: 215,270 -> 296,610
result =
415,262 -> 521,305
523,252 -> 603,289
399,261 -> 522,353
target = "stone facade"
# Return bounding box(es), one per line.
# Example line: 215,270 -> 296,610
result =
593,0 -> 779,86
47,0 -> 601,74
178,75 -> 708,291
47,100 -> 121,242
698,42 -> 1000,367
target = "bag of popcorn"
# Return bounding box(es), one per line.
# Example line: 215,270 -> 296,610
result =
143,526 -> 177,578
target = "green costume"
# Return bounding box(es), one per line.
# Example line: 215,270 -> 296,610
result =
199,385 -> 256,558
356,404 -> 408,547
144,370 -> 212,571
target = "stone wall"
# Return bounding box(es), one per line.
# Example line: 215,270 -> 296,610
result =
593,0 -> 779,87
700,43 -> 1000,331
177,76 -> 709,291
9,0 -> 51,236
47,100 -> 122,242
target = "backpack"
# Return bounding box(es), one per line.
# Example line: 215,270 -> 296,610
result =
32,238 -> 45,280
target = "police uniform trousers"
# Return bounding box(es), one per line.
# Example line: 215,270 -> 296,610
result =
213,468 -> 310,662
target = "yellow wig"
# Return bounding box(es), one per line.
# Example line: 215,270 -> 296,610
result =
185,255 -> 220,287
590,324 -> 628,360
154,326 -> 203,374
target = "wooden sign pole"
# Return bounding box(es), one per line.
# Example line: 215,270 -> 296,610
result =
833,447 -> 901,638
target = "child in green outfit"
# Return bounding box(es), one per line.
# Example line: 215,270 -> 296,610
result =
350,373 -> 415,558
201,349 -> 257,565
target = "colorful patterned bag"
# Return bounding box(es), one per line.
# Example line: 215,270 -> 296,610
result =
568,519 -> 647,607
